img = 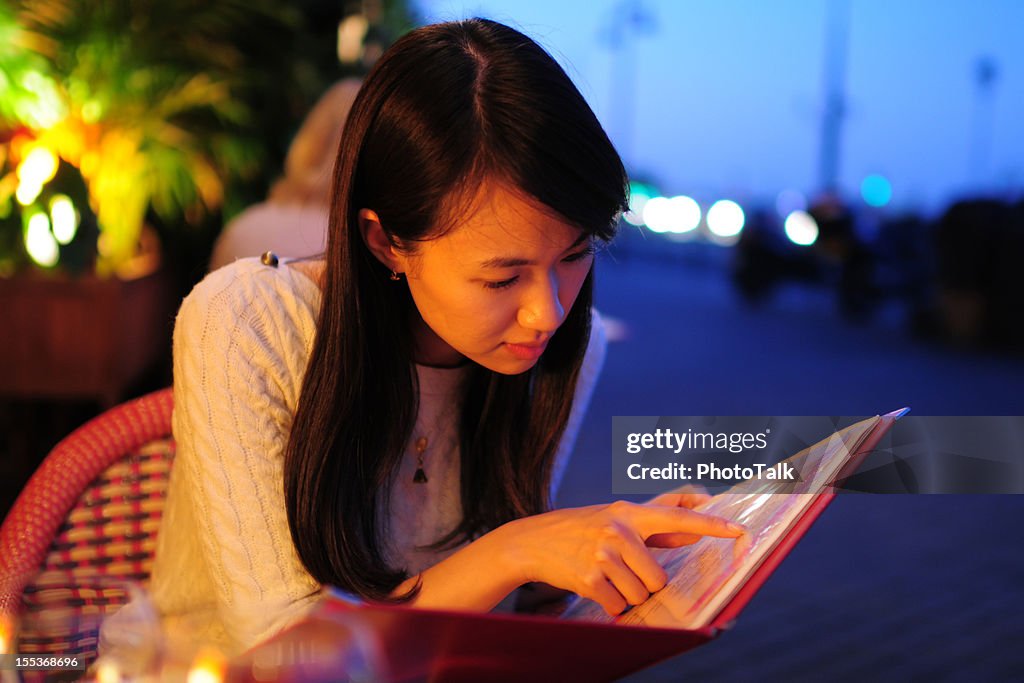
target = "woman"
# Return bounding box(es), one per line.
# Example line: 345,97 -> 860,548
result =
129,18 -> 742,659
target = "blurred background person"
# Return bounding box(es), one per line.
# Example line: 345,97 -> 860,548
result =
208,78 -> 362,271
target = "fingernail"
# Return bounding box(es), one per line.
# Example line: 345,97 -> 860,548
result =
728,522 -> 746,533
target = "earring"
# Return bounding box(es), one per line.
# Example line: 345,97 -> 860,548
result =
390,269 -> 401,281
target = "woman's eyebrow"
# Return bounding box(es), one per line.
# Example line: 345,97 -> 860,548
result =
477,233 -> 590,269
479,256 -> 533,268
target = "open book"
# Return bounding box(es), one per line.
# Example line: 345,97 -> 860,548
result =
562,410 -> 908,630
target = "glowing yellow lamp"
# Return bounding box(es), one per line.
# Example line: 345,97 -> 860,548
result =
0,615 -> 17,683
50,195 -> 79,244
15,147 -> 59,206
0,613 -> 11,652
93,658 -> 122,683
25,212 -> 59,267
15,180 -> 43,206
17,147 -> 58,186
186,648 -> 227,683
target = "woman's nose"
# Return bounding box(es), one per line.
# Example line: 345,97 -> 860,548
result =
517,273 -> 565,332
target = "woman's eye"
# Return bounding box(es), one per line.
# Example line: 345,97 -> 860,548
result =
483,276 -> 519,290
482,246 -> 594,290
563,246 -> 596,263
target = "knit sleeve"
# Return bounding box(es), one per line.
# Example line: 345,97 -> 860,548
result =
165,265 -> 321,652
549,308 -> 608,502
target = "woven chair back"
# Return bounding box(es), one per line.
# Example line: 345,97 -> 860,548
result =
0,388 -> 174,674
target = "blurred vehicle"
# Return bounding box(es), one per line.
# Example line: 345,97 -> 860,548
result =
732,195 -> 935,325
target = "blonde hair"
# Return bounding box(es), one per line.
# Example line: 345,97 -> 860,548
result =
268,78 -> 362,206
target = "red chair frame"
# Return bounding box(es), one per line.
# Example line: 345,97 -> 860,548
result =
0,388 -> 173,617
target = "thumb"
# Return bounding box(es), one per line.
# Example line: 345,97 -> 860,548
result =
647,491 -> 712,510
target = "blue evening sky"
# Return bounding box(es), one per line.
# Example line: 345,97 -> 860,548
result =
416,0 -> 1024,215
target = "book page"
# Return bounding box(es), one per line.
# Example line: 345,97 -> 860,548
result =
561,416 -> 881,629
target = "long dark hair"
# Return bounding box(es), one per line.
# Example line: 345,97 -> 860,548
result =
284,18 -> 628,601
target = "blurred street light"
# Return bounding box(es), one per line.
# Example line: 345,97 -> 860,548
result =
600,0 -> 657,171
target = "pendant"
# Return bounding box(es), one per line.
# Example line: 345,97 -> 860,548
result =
413,436 -> 428,484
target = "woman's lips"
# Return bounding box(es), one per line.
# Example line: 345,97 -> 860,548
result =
503,341 -> 548,360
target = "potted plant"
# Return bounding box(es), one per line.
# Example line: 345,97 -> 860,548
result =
0,1 -> 264,404
0,0 -> 420,404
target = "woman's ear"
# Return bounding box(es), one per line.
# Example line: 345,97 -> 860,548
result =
358,209 -> 404,272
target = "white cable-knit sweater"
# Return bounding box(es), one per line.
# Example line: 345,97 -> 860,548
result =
100,257 -> 606,661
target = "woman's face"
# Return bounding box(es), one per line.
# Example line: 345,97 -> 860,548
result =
395,182 -> 594,375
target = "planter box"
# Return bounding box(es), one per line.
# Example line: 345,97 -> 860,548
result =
0,268 -> 172,406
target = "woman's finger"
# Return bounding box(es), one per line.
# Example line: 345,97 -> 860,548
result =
616,530 -> 669,594
576,570 -> 628,617
627,504 -> 745,541
595,547 -> 654,606
645,532 -> 703,548
647,485 -> 712,510
672,492 -> 713,509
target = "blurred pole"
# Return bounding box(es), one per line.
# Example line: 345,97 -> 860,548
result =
968,56 -> 999,191
816,0 -> 850,194
602,0 -> 656,172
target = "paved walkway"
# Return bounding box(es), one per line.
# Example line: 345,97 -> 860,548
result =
558,248 -> 1024,682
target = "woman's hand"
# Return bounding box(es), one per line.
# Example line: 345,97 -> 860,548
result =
494,500 -> 744,617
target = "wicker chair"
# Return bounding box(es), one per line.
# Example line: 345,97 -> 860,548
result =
0,388 -> 174,672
